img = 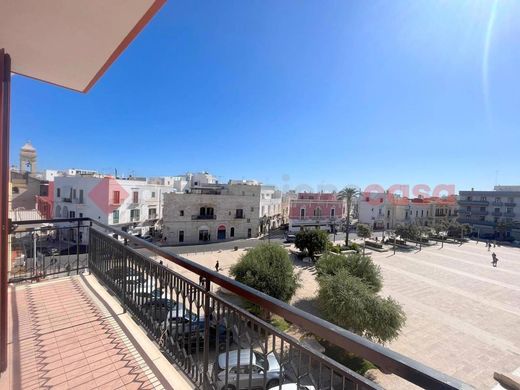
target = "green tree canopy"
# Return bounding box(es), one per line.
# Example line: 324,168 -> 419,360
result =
395,224 -> 419,241
230,244 -> 300,302
356,224 -> 372,240
316,252 -> 382,292
318,269 -> 405,343
295,229 -> 329,259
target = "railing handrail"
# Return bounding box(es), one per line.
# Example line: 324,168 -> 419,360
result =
11,218 -> 472,389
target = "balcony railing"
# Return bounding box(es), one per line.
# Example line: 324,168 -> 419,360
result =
504,202 -> 516,207
8,218 -> 470,390
458,200 -> 489,206
290,216 -> 336,221
504,212 -> 515,218
192,214 -> 217,220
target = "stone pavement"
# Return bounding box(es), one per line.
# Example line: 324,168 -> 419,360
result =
369,242 -> 520,389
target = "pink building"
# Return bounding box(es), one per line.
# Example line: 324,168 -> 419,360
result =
288,192 -> 344,232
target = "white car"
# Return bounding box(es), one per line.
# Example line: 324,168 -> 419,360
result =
268,384 -> 315,390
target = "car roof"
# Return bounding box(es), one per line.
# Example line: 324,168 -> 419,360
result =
218,349 -> 257,368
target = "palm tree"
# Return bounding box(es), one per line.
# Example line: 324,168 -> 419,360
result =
338,186 -> 359,246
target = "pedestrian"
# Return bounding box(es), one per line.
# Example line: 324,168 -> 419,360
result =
159,260 -> 163,265
487,241 -> 491,251
65,263 -> 71,276
491,252 -> 498,268
215,260 -> 220,272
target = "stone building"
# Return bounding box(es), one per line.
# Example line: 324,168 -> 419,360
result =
162,182 -> 261,244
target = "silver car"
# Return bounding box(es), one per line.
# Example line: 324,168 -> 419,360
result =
213,349 -> 282,390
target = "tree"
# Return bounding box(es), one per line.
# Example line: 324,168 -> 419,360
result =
295,229 -> 329,259
316,252 -> 382,292
356,224 -> 372,254
230,244 -> 300,303
318,269 -> 406,344
337,187 -> 359,246
395,224 -> 419,243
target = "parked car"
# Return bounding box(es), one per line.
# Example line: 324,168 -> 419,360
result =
59,244 -> 88,255
141,299 -> 231,347
39,247 -> 60,256
105,266 -> 145,285
213,349 -> 282,390
285,233 -> 296,243
268,384 -> 315,390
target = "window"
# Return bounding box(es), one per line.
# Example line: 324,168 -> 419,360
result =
79,189 -> 84,204
330,208 -> 335,217
148,208 -> 157,219
180,210 -> 184,216
39,184 -> 48,196
200,207 -> 214,216
387,210 -> 390,217
421,210 -> 424,217
113,191 -> 120,204
250,207 -> 254,212
113,210 -> 119,224
72,189 -> 77,199
230,227 -> 235,237
481,196 -> 487,201
199,230 -> 209,241
179,230 -> 184,243
314,208 -> 322,217
133,191 -> 139,203
247,218 -> 251,223
130,209 -> 140,221
247,228 -> 252,238
69,211 -> 75,218
151,191 -> 156,198
235,209 -> 244,218
79,213 -> 83,218
57,188 -> 61,197
300,208 -> 305,218
466,196 -> 472,201
495,197 -> 501,201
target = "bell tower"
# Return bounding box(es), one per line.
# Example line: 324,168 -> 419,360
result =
19,141 -> 37,173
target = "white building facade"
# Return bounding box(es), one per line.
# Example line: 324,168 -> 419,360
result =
162,183 -> 261,245
53,175 -> 173,241
358,193 -> 458,230
259,185 -> 283,233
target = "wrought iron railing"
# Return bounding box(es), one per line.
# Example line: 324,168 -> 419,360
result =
9,218 -> 471,390
8,218 -> 90,283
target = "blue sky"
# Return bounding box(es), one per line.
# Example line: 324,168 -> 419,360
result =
10,0 -> 520,193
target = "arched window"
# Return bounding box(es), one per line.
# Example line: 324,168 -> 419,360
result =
230,227 -> 235,237
330,208 -> 335,217
300,208 -> 305,218
314,207 -> 322,217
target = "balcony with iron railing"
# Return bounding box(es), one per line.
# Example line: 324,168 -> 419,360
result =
458,200 -> 489,206
504,202 -> 516,207
5,218 -> 471,390
192,214 -> 217,220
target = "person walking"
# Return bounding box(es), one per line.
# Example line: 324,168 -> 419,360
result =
215,260 -> 220,272
487,241 -> 491,251
491,252 -> 498,268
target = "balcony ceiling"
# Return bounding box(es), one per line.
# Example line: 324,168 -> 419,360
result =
0,0 -> 165,92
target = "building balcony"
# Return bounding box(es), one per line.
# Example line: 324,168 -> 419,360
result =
504,202 -> 516,207
191,214 -> 216,220
504,212 -> 516,218
491,201 -> 503,207
458,200 -> 489,206
492,211 -> 503,217
4,218 -> 469,390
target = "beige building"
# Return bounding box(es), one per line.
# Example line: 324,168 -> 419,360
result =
359,193 -> 458,230
162,183 -> 261,244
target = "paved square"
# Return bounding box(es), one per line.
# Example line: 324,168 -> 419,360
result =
369,242 -> 520,389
